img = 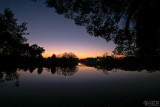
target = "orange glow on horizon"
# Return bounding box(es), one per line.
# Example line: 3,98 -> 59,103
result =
42,53 -> 102,59
42,51 -> 114,59
39,39 -> 115,59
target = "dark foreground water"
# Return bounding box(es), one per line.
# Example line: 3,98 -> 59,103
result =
0,63 -> 160,106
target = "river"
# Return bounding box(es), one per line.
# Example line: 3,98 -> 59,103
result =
0,63 -> 160,106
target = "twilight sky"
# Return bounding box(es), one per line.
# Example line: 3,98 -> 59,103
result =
0,0 -> 116,58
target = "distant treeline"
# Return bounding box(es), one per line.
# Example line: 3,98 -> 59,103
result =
45,52 -> 78,67
0,8 -> 79,68
0,53 -> 79,68
80,56 -> 160,71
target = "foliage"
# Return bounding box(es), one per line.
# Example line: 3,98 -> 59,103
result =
47,52 -> 78,67
62,52 -> 77,58
0,8 -> 44,57
44,0 -> 160,57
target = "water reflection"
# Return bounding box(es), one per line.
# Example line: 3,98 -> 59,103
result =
0,64 -> 160,106
29,66 -> 36,73
44,66 -> 78,76
0,65 -> 78,86
0,63 -> 160,87
87,64 -> 160,74
37,67 -> 43,75
56,67 -> 78,76
0,67 -> 20,87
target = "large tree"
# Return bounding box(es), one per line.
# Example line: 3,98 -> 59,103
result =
62,52 -> 77,59
0,8 -> 44,57
43,0 -> 160,57
0,8 -> 28,55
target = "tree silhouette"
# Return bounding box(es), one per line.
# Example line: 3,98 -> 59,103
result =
43,0 -> 160,57
0,8 -> 28,56
0,8 -> 45,58
51,54 -> 56,59
29,44 -> 45,57
103,52 -> 109,58
62,52 -> 77,59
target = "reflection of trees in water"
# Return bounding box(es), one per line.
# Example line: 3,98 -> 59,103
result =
102,68 -> 117,75
95,65 -> 115,75
0,65 -> 78,87
37,67 -> 43,75
91,63 -> 159,75
29,66 -> 36,73
56,67 -> 78,76
36,66 -> 78,76
51,66 -> 56,74
0,67 -> 20,87
0,65 -> 39,86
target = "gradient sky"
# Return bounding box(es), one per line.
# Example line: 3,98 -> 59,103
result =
0,0 -> 116,58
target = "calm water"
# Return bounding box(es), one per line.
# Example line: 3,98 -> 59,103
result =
0,63 -> 160,106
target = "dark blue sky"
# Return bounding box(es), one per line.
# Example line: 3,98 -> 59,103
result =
0,0 -> 115,58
